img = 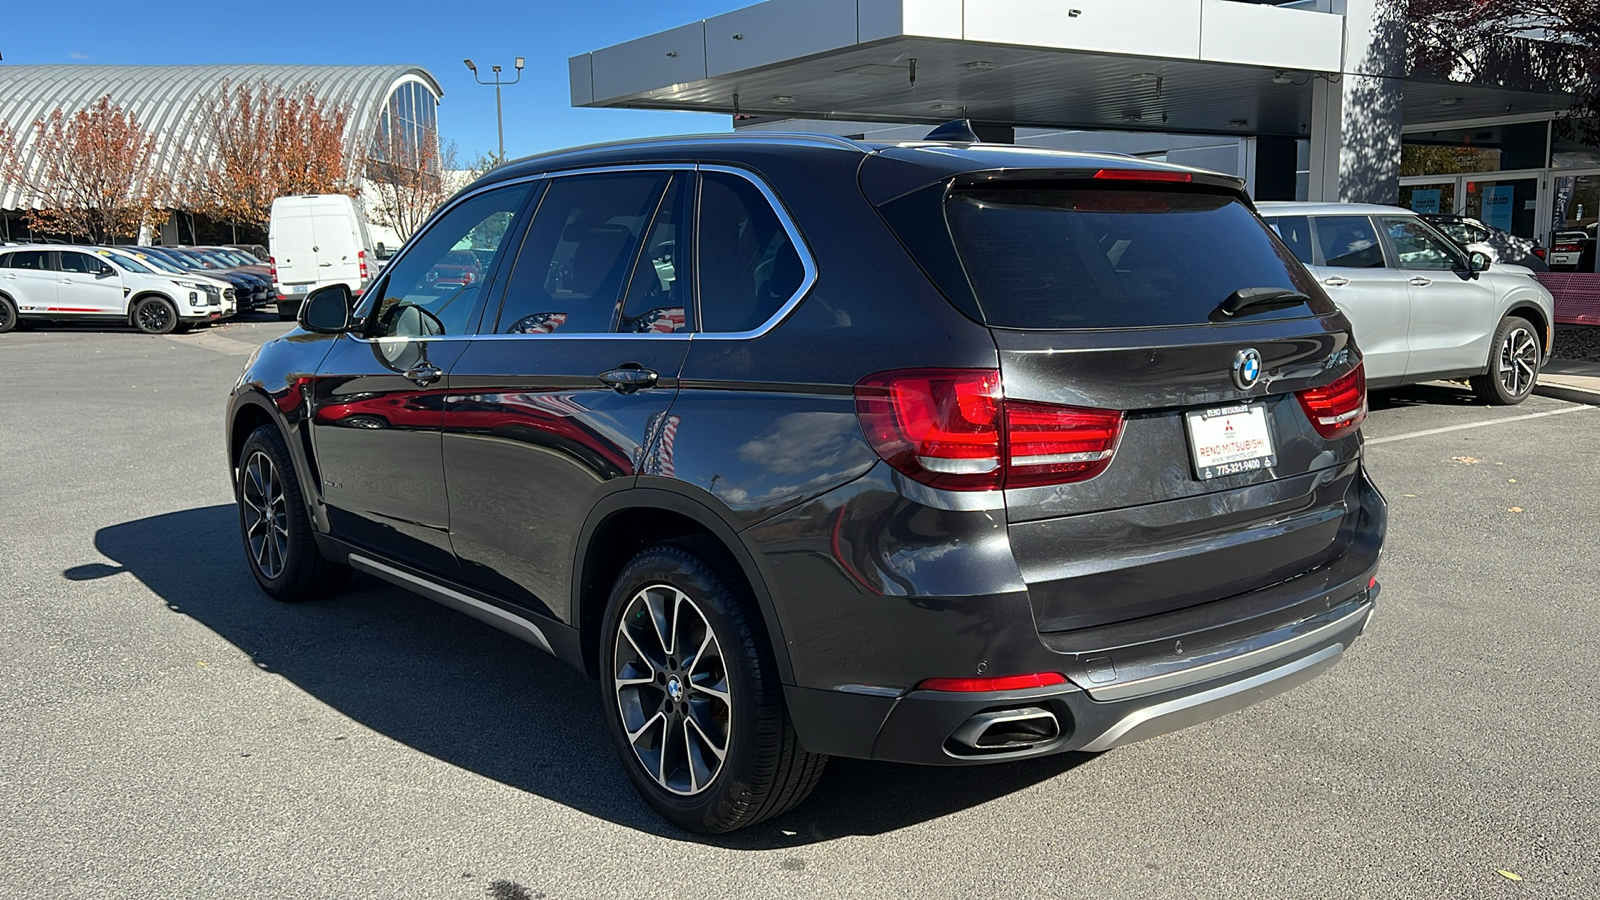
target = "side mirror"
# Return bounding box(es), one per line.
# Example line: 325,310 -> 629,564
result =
300,283 -> 355,333
97,264 -> 115,278
1468,251 -> 1492,274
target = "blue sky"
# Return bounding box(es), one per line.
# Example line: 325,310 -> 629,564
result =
2,0 -> 752,160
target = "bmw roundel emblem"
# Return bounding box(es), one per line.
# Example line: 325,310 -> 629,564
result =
1232,348 -> 1263,391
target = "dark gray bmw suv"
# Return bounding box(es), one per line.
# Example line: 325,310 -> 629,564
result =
226,130 -> 1386,833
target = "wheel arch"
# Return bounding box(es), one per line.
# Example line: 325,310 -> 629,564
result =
1504,301 -> 1551,358
127,290 -> 176,318
228,389 -> 328,534
573,489 -> 793,684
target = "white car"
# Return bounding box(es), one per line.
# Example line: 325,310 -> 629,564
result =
1549,231 -> 1588,270
1259,202 -> 1555,405
0,244 -> 236,334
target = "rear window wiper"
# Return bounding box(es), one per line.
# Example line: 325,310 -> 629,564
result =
1213,287 -> 1310,320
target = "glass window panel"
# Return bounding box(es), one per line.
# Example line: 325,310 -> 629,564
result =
1313,216 -> 1388,269
697,171 -> 804,333
618,174 -> 691,334
1265,215 -> 1315,265
1379,217 -> 1464,271
494,173 -> 667,335
367,184 -> 532,337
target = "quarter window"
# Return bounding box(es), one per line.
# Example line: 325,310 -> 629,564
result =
493,172 -> 667,335
1312,216 -> 1387,269
697,171 -> 804,334
367,183 -> 531,338
1381,217 -> 1463,271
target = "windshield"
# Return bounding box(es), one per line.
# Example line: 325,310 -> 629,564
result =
136,253 -> 185,274
941,185 -> 1325,329
101,251 -> 155,274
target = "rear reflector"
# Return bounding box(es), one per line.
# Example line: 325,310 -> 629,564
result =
1092,168 -> 1193,183
1296,363 -> 1367,439
855,368 -> 1124,491
918,673 -> 1067,692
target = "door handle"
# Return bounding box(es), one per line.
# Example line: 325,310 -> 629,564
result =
404,363 -> 443,387
1322,276 -> 1350,287
1408,276 -> 1433,286
598,366 -> 659,394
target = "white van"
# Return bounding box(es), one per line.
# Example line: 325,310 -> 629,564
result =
268,194 -> 375,320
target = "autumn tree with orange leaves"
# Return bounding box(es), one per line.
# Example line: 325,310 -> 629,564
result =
180,80 -> 358,231
0,95 -> 169,243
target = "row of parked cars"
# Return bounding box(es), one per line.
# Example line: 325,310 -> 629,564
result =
0,243 -> 275,333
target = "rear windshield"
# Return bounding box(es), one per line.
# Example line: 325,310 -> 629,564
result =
941,185 -> 1321,329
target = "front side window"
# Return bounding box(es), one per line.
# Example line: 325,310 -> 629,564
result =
493,172 -> 666,335
367,183 -> 531,338
1381,217 -> 1464,271
697,171 -> 804,334
58,252 -> 101,274
1313,216 -> 1387,269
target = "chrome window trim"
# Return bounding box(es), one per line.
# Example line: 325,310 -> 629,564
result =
348,161 -> 816,344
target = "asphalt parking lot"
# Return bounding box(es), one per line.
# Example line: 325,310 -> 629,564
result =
3,317 -> 1597,899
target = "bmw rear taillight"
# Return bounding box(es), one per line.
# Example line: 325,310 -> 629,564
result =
1296,363 -> 1367,439
1534,247 -> 1547,260
854,368 -> 1124,491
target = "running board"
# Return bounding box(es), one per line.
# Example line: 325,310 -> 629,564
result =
348,553 -> 554,655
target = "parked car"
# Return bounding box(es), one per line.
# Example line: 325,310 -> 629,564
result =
1418,213 -> 1548,271
136,246 -> 266,310
228,133 -> 1386,833
268,194 -> 375,321
224,243 -> 270,262
163,247 -> 273,309
1549,230 -> 1589,270
0,244 -> 235,334
1259,202 -> 1554,404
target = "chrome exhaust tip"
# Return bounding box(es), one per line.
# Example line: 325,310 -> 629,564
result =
948,706 -> 1061,754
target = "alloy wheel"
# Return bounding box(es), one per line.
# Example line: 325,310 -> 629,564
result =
137,301 -> 172,333
1496,326 -> 1539,397
613,584 -> 733,796
240,451 -> 290,579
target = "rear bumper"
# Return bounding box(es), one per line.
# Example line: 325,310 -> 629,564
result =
787,590 -> 1374,765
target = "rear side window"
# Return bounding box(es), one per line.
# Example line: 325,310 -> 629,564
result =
1313,216 -> 1386,269
697,171 -> 805,334
944,186 -> 1320,329
8,251 -> 50,271
1266,215 -> 1314,265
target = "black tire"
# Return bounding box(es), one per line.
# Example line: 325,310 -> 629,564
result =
0,294 -> 17,334
131,295 -> 178,334
1470,316 -> 1541,406
599,536 -> 826,833
235,424 -> 352,602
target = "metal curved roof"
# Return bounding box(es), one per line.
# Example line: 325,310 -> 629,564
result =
0,64 -> 442,209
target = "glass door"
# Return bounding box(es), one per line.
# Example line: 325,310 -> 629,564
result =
1550,170 -> 1600,272
1461,174 -> 1541,241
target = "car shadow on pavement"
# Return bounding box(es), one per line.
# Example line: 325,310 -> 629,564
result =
77,504 -> 1092,847
1368,382 -> 1481,410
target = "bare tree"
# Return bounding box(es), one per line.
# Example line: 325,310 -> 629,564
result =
365,123 -> 458,243
181,80 -> 357,231
0,95 -> 168,243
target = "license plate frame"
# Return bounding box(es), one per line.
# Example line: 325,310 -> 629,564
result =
1184,402 -> 1277,480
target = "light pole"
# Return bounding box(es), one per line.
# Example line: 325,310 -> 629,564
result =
464,57 -> 524,162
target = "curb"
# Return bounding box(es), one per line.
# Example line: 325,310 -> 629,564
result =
1534,381 -> 1600,406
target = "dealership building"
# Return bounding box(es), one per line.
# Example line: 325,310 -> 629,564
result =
0,64 -> 442,248
569,0 -> 1600,257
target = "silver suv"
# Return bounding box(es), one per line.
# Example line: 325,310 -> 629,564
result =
1259,203 -> 1554,404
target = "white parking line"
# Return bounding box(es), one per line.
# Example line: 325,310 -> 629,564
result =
162,331 -> 257,357
1366,404 -> 1596,445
